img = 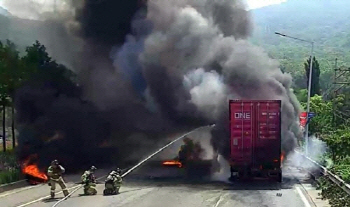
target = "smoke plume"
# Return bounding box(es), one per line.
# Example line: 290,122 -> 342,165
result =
4,0 -> 301,171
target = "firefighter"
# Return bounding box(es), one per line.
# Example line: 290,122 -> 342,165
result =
81,166 -> 97,195
103,168 -> 123,195
178,137 -> 195,166
47,160 -> 69,198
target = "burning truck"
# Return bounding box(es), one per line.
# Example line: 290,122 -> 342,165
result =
161,99 -> 284,182
162,137 -> 203,167
229,100 -> 283,182
162,137 -> 212,178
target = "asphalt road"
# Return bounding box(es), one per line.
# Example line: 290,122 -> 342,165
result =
0,158 -> 317,207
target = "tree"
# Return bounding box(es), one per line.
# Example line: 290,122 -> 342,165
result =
323,128 -> 350,162
295,88 -> 308,103
304,56 -> 321,97
0,40 -> 17,151
2,41 -> 22,150
305,95 -> 333,135
21,41 -> 79,98
0,40 -> 80,153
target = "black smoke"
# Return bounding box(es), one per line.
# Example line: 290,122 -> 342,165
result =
7,0 -> 301,172
74,0 -> 144,45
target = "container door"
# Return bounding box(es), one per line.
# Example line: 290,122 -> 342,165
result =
230,101 -> 254,166
254,101 -> 281,169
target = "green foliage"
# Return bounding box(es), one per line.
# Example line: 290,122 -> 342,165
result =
317,156 -> 350,207
251,0 -> 350,91
317,176 -> 350,207
323,130 -> 350,161
305,56 -> 321,96
22,41 -> 80,97
301,95 -> 333,134
0,40 -> 19,104
298,93 -> 350,206
0,150 -> 21,185
0,168 -> 21,185
0,39 -> 81,181
294,89 -> 307,103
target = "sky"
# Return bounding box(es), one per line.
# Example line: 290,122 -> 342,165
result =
246,0 -> 287,9
0,0 -> 288,17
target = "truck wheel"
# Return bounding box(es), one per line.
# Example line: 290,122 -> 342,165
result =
277,171 -> 282,183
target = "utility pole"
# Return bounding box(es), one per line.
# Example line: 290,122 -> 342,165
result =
275,32 -> 314,156
333,59 -> 350,124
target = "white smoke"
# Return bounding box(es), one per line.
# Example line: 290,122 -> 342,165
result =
1,0 -> 75,20
184,68 -> 227,121
289,135 -> 328,170
211,154 -> 231,182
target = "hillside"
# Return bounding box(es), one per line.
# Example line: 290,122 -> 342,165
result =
0,10 -> 83,69
251,0 -> 350,91
1,1 -> 350,92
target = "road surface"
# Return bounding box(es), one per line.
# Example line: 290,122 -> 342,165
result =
0,158 -> 324,207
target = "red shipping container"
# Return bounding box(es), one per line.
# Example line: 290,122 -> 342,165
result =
229,100 -> 282,182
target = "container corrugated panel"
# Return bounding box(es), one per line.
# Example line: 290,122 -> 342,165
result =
229,100 -> 281,169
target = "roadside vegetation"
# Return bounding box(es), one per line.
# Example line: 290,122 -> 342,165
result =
293,62 -> 350,207
251,2 -> 350,205
0,39 -> 77,184
0,149 -> 21,185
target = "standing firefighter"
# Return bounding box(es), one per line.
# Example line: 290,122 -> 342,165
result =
103,168 -> 123,195
178,137 -> 203,167
47,160 -> 69,198
81,166 -> 97,195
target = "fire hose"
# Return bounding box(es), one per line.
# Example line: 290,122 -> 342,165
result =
51,124 -> 215,207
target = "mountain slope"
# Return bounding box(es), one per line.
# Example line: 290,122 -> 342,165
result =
250,0 -> 350,90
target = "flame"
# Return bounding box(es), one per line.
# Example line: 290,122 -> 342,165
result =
22,155 -> 48,184
280,151 -> 285,167
162,160 -> 182,168
23,164 -> 48,182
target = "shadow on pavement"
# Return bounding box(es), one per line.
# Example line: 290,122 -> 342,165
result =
42,198 -> 62,203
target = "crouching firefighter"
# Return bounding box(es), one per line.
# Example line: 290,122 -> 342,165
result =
103,168 -> 123,195
81,166 -> 97,195
47,160 -> 69,198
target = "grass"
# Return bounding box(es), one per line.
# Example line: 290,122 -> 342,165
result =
0,149 -> 22,185
0,140 -> 17,152
0,168 -> 21,185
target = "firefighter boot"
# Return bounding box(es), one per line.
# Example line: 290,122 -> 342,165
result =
63,189 -> 69,197
50,192 -> 55,199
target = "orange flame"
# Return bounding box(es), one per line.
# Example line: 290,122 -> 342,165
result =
280,151 -> 285,167
162,160 -> 182,168
22,155 -> 48,184
281,151 -> 285,163
22,164 -> 48,181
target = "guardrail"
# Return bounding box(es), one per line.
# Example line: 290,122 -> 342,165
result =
295,150 -> 350,195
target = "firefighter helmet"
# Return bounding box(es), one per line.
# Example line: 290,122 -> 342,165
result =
90,166 -> 97,171
115,168 -> 121,174
51,160 -> 59,165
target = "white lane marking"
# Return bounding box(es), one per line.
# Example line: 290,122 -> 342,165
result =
16,185 -> 81,207
214,194 -> 224,207
296,186 -> 311,207
16,174 -> 107,207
